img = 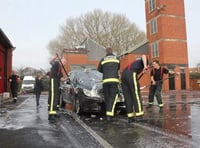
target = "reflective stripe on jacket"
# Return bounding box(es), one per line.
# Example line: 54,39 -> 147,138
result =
98,53 -> 120,83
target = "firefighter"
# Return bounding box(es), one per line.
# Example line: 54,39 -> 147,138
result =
8,71 -> 20,103
48,56 -> 67,121
121,55 -> 149,123
98,48 -> 120,121
146,60 -> 179,111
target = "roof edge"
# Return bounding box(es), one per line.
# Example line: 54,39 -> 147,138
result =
118,39 -> 148,57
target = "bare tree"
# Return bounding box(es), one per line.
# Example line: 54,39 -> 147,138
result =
47,9 -> 146,55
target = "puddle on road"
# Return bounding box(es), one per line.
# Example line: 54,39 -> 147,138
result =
83,115 -> 192,147
81,93 -> 200,147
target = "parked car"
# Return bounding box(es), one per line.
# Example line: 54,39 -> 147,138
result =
60,69 -> 125,114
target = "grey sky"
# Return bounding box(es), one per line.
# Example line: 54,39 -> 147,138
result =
0,0 -> 199,69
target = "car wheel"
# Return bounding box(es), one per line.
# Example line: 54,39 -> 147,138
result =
100,102 -> 106,116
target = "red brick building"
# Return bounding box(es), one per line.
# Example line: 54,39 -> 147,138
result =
119,0 -> 189,91
62,0 -> 190,91
0,28 -> 15,94
145,0 -> 189,91
62,38 -> 106,72
62,48 -> 97,72
189,67 -> 200,90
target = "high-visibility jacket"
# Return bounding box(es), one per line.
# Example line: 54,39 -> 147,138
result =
49,61 -> 62,79
97,53 -> 120,84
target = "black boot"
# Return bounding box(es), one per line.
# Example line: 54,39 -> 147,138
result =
106,116 -> 115,121
13,97 -> 17,103
128,117 -> 136,123
146,104 -> 152,109
48,115 -> 56,121
135,116 -> 145,122
159,107 -> 164,112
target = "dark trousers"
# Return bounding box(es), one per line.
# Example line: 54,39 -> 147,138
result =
148,82 -> 163,107
48,78 -> 60,115
36,93 -> 40,106
103,82 -> 118,117
121,70 -> 144,118
11,86 -> 18,98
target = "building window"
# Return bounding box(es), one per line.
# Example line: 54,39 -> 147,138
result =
149,0 -> 156,12
150,19 -> 157,34
180,68 -> 185,73
152,42 -> 159,58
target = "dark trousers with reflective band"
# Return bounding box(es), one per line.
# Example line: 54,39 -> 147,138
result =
48,78 -> 60,115
103,82 -> 118,117
148,82 -> 163,107
121,70 -> 144,118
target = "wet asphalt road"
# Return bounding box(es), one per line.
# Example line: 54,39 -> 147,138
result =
81,91 -> 200,148
0,95 -> 103,148
0,91 -> 200,148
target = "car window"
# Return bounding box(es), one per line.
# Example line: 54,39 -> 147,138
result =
23,80 -> 35,84
69,69 -> 102,90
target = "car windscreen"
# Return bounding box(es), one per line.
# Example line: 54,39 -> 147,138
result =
72,70 -> 102,90
23,80 -> 35,85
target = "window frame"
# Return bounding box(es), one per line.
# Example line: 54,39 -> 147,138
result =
149,0 -> 156,12
150,18 -> 157,34
152,41 -> 159,58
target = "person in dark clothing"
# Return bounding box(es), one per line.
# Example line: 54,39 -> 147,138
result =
34,73 -> 43,111
48,56 -> 67,120
146,60 -> 179,111
8,71 -> 20,103
98,48 -> 120,121
121,55 -> 149,123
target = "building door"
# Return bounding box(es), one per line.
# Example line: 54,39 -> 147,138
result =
0,50 -> 5,93
169,73 -> 175,90
180,68 -> 186,90
181,73 -> 186,89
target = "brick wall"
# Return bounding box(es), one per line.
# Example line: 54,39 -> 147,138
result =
190,79 -> 200,90
145,0 -> 190,90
